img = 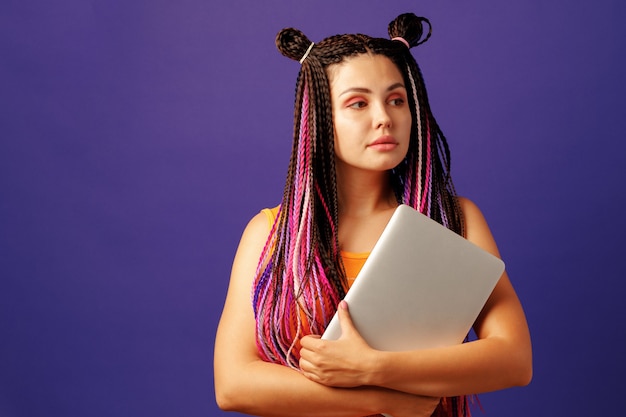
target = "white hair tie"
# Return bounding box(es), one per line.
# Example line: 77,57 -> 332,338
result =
299,42 -> 315,64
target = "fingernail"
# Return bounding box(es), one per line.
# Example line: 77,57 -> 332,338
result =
339,300 -> 348,310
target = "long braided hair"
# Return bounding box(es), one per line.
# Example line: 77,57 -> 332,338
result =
252,12 -> 469,417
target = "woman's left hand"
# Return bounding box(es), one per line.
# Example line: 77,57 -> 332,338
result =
299,301 -> 378,387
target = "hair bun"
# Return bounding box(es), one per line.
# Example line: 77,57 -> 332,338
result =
388,13 -> 432,48
276,28 -> 314,62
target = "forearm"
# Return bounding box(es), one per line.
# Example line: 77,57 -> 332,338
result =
371,337 -> 532,397
216,358 -> 402,417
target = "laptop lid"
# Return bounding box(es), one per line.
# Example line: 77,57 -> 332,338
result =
321,204 -> 505,351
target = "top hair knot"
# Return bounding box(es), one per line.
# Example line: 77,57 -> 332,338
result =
388,13 -> 432,48
276,28 -> 315,63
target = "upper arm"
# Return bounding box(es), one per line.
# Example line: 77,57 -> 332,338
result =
214,212 -> 271,383
457,197 -> 532,361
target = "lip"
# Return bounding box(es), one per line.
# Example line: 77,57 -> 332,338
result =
368,135 -> 399,150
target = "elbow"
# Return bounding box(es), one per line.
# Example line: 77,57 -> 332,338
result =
214,372 -> 261,414
214,373 -> 246,412
214,388 -> 231,412
214,355 -> 254,412
214,352 -> 264,412
517,359 -> 533,387
510,365 -> 532,388
215,379 -> 245,412
510,348 -> 533,387
492,337 -> 533,389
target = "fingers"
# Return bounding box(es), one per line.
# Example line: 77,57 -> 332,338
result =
298,357 -> 320,382
299,334 -> 321,351
298,335 -> 321,367
337,300 -> 357,338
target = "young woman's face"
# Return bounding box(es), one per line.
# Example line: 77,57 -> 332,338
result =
328,54 -> 411,174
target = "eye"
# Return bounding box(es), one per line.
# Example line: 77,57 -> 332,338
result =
346,98 -> 368,109
388,97 -> 406,106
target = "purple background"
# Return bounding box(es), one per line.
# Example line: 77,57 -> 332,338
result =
1,1 -> 625,416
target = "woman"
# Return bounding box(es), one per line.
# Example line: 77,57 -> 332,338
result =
214,13 -> 532,417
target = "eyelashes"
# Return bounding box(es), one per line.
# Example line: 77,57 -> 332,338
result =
389,97 -> 406,106
346,99 -> 367,109
344,95 -> 406,110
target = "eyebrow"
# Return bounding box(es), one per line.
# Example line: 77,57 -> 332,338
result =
338,82 -> 406,97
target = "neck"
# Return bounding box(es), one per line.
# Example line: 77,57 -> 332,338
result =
336,166 -> 398,218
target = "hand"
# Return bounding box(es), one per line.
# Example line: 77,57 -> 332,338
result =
299,301 -> 377,387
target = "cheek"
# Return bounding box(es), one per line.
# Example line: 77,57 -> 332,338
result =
398,114 -> 412,156
333,122 -> 360,163
333,116 -> 356,146
399,113 -> 412,140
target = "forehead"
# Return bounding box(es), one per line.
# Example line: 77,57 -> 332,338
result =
327,54 -> 404,93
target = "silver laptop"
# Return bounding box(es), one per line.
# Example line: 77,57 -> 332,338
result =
321,204 -> 504,351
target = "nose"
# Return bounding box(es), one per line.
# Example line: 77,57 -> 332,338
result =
374,102 -> 392,129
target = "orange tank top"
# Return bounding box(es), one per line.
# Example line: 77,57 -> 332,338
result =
261,206 -> 368,288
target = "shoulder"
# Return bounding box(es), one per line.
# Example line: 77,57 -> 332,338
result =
456,196 -> 482,219
235,206 -> 279,260
259,205 -> 280,227
226,210 -> 273,296
456,196 -> 501,258
239,210 -> 273,249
